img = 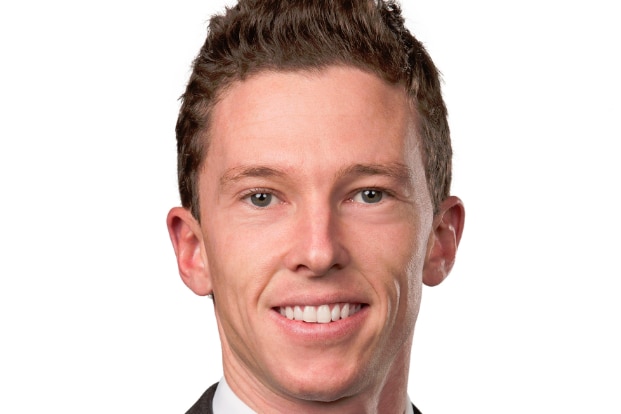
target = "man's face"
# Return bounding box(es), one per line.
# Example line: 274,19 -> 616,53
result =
197,66 -> 434,401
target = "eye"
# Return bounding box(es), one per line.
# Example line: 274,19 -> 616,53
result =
243,191 -> 279,208
352,189 -> 383,204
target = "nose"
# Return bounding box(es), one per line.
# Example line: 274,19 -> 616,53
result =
284,203 -> 350,277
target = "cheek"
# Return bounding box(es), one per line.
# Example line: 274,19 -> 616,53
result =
205,220 -> 283,301
373,219 -> 428,278
206,229 -> 272,342
403,256 -> 424,319
371,221 -> 427,319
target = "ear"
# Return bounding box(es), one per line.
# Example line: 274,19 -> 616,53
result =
166,207 -> 213,296
423,196 -> 465,287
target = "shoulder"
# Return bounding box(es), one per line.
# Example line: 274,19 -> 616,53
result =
185,382 -> 219,414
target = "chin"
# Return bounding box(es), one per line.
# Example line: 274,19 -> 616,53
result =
272,362 -> 369,403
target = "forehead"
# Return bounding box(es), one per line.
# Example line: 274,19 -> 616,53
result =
215,67 -> 411,121
205,66 -> 422,178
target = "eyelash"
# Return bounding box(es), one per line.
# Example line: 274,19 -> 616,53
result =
238,186 -> 395,206
239,187 -> 274,197
239,188 -> 282,204
348,187 -> 394,202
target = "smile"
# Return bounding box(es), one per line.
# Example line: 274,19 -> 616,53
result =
277,303 -> 363,324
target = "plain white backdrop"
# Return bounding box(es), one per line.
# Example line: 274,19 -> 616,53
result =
1,0 -> 619,412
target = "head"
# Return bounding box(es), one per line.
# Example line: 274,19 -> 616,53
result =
168,0 -> 464,411
176,0 -> 452,221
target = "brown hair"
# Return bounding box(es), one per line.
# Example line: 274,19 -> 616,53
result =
176,0 -> 451,219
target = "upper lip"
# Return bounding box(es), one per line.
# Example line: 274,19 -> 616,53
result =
270,293 -> 368,308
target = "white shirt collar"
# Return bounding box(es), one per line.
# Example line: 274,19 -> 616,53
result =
213,376 -> 415,414
406,397 -> 415,414
213,376 -> 256,413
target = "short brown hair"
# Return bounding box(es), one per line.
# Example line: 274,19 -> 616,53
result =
176,0 -> 451,219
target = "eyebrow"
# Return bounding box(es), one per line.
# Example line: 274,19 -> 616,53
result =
220,165 -> 287,188
219,162 -> 414,189
336,163 -> 413,184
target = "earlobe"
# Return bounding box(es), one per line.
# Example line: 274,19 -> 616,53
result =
166,207 -> 213,296
423,196 -> 465,287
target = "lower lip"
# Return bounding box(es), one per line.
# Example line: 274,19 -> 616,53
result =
269,305 -> 369,342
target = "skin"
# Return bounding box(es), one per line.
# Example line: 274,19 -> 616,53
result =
168,66 -> 465,413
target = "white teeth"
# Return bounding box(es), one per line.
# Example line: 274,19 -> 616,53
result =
279,303 -> 363,323
331,304 -> 340,321
303,306 -> 317,322
294,306 -> 304,320
317,305 -> 331,323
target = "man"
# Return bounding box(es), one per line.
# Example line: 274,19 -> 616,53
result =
167,0 -> 465,412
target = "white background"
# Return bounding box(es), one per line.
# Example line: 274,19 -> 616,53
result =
1,0 -> 619,412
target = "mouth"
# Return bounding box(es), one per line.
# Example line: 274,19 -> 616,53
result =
276,303 -> 365,324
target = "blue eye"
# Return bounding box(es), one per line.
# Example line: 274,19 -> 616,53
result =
249,192 -> 273,207
353,189 -> 383,204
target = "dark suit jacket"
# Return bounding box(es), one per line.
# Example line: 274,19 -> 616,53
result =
186,383 -> 422,414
